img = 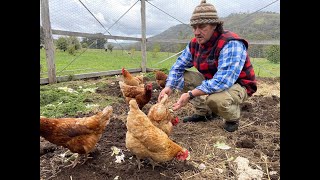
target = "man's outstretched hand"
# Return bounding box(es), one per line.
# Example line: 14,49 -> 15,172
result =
158,87 -> 172,102
172,93 -> 190,111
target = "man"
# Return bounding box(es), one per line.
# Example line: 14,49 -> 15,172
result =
158,0 -> 257,132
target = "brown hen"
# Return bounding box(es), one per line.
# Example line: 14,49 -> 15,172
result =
40,106 -> 113,168
154,70 -> 168,88
125,99 -> 189,170
122,67 -> 144,86
119,81 -> 152,109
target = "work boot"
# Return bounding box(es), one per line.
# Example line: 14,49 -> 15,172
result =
223,121 -> 239,132
183,113 -> 216,123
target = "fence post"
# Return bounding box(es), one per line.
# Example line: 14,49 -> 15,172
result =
140,0 -> 147,73
41,0 -> 57,84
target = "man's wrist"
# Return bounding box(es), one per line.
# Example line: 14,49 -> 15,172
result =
188,90 -> 195,100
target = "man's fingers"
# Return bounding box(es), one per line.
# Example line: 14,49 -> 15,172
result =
158,94 -> 164,102
172,103 -> 181,111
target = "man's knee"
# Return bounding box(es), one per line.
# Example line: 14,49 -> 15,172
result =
183,70 -> 204,89
206,97 -> 231,112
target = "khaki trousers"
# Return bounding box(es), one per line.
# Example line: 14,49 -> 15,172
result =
183,70 -> 248,122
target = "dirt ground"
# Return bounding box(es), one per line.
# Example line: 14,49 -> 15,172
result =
40,76 -> 280,180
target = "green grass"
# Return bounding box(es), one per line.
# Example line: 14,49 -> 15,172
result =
250,58 -> 280,77
40,48 -> 279,78
40,77 -> 119,118
40,49 -> 178,77
40,49 -> 279,117
40,49 -> 279,78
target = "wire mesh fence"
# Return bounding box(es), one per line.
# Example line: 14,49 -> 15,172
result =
40,0 -> 280,79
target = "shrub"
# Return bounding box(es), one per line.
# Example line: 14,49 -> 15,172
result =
56,37 -> 68,51
67,45 -> 76,55
266,45 -> 280,63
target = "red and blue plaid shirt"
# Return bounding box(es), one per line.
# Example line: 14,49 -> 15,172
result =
166,30 -> 257,96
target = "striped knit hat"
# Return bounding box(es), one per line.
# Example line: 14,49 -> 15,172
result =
190,0 -> 223,25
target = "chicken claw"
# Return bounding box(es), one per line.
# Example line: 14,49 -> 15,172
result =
65,154 -> 92,168
64,154 -> 80,168
80,154 -> 93,165
136,157 -> 143,170
147,158 -> 164,170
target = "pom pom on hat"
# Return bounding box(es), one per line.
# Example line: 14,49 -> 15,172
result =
190,0 -> 223,25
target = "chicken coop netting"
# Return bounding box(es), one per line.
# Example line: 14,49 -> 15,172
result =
40,0 -> 279,78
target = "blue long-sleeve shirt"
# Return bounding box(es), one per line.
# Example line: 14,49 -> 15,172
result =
165,40 -> 247,94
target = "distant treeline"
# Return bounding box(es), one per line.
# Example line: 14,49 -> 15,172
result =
123,11 -> 279,54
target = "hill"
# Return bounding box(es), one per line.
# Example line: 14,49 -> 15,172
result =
148,11 -> 280,41
223,11 -> 280,40
120,11 -> 280,52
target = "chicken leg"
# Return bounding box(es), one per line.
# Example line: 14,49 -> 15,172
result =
64,154 -> 81,168
64,153 -> 92,168
136,156 -> 143,170
80,154 -> 93,165
147,158 -> 163,170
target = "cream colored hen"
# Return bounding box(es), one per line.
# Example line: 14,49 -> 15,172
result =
125,99 -> 189,170
147,94 -> 179,135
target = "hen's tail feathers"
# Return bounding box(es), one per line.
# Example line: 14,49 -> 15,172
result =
99,106 -> 113,125
118,81 -> 126,96
129,99 -> 139,110
136,75 -> 144,83
119,80 -> 124,89
119,81 -> 125,88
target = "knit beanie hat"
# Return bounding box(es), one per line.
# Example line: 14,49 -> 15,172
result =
190,0 -> 223,25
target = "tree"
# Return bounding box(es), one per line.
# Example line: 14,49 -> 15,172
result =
81,42 -> 88,48
67,45 -> 76,55
107,44 -> 114,52
176,30 -> 187,55
80,34 -> 107,49
174,42 -> 187,57
130,47 -> 135,58
248,44 -> 265,58
55,37 -> 68,51
97,38 -> 107,49
81,37 -> 96,49
67,36 -> 81,50
152,43 -> 160,58
96,33 -> 107,49
265,45 -> 280,63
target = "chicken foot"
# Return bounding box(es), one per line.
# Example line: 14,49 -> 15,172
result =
147,158 -> 164,170
64,153 -> 92,168
64,154 -> 81,168
136,157 -> 143,170
61,150 -> 78,168
80,154 -> 93,165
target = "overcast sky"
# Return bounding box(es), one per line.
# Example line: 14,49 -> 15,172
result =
42,0 -> 280,42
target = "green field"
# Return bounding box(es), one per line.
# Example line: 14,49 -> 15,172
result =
40,48 -> 279,117
40,49 -> 279,78
250,58 -> 280,77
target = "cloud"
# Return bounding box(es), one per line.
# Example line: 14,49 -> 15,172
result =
42,0 -> 279,40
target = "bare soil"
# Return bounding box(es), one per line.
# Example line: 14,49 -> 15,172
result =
40,76 -> 280,180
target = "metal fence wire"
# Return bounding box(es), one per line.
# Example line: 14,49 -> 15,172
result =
40,0 -> 280,79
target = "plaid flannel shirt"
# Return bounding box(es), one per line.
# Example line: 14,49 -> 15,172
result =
165,40 -> 247,94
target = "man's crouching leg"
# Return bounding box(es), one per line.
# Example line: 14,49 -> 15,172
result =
205,83 -> 248,132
